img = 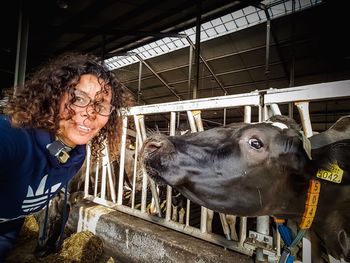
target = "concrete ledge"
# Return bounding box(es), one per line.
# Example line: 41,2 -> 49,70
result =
69,200 -> 254,263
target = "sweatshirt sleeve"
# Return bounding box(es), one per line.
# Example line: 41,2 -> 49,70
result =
0,116 -> 28,170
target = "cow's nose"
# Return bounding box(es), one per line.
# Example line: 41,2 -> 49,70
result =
143,135 -> 174,155
143,140 -> 163,154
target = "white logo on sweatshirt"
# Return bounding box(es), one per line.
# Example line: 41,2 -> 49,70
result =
21,174 -> 61,212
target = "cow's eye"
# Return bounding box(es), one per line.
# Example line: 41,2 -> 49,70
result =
248,138 -> 263,149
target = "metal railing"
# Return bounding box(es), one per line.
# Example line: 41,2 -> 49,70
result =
82,79 -> 350,262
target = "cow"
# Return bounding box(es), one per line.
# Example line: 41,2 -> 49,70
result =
141,115 -> 350,262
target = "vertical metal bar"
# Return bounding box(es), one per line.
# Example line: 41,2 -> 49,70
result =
94,162 -> 99,197
276,226 -> 282,258
166,112 -> 176,221
149,178 -> 162,217
265,19 -> 271,74
258,105 -> 263,123
289,0 -> 296,88
244,106 -> 251,123
288,103 -> 294,119
256,216 -> 270,262
105,144 -> 116,203
193,111 -> 204,131
169,115 -> 176,137
131,135 -> 139,209
188,45 -> 193,100
84,145 -> 91,197
133,115 -> 148,213
270,103 -> 282,115
193,0 -> 201,99
219,214 -> 231,240
187,111 -> 197,133
186,199 -> 191,227
295,101 -> 313,138
117,115 -> 128,205
223,92 -> 228,126
101,153 -> 107,200
140,168 -> 148,213
138,61 -> 143,104
14,0 -> 29,93
263,105 -> 269,121
134,115 -> 144,146
139,116 -> 147,141
200,207 -> 208,234
223,107 -> 227,126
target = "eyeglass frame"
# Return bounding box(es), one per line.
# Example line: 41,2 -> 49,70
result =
69,87 -> 115,116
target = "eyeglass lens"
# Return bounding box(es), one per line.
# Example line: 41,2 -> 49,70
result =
71,89 -> 114,116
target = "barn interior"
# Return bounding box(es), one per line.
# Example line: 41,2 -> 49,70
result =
2,0 -> 350,132
2,0 -> 350,262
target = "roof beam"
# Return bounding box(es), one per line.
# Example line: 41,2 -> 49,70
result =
186,36 -> 228,95
135,54 -> 182,100
99,0 -> 262,57
55,0 -> 164,55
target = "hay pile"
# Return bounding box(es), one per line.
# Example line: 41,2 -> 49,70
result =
18,215 -> 39,241
5,215 -> 107,263
58,231 -> 104,262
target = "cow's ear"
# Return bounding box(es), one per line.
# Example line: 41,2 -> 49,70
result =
310,115 -> 350,149
311,140 -> 350,184
275,133 -> 309,173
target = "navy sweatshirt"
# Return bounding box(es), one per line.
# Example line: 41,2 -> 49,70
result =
0,115 -> 86,223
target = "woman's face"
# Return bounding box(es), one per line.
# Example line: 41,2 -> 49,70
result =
58,74 -> 113,147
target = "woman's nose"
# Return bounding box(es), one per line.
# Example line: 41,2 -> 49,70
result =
81,106 -> 97,119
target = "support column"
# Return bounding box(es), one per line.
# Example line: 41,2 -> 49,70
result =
14,0 -> 29,93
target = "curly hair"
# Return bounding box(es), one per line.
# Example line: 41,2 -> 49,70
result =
2,52 -> 135,162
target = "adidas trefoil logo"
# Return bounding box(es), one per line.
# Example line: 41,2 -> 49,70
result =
21,174 -> 61,212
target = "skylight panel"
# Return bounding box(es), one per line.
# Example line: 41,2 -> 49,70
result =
235,17 -> 248,27
232,9 -> 244,19
221,14 -> 233,23
211,18 -> 222,27
224,20 -> 237,31
246,12 -> 260,24
215,24 -> 226,34
202,21 -> 212,30
106,0 -> 323,70
206,28 -> 216,37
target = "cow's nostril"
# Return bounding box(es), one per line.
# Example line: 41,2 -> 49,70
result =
144,140 -> 163,154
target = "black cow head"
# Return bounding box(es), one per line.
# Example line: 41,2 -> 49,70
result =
141,115 -> 350,261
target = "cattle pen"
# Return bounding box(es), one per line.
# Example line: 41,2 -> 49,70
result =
67,79 -> 350,263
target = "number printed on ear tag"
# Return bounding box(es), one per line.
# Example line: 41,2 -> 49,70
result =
316,163 -> 343,183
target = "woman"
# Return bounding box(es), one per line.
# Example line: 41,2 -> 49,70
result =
0,53 -> 133,260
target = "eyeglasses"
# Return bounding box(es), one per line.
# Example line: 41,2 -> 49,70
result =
70,88 -> 115,116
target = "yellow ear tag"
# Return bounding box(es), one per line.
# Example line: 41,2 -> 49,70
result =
316,162 -> 344,183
